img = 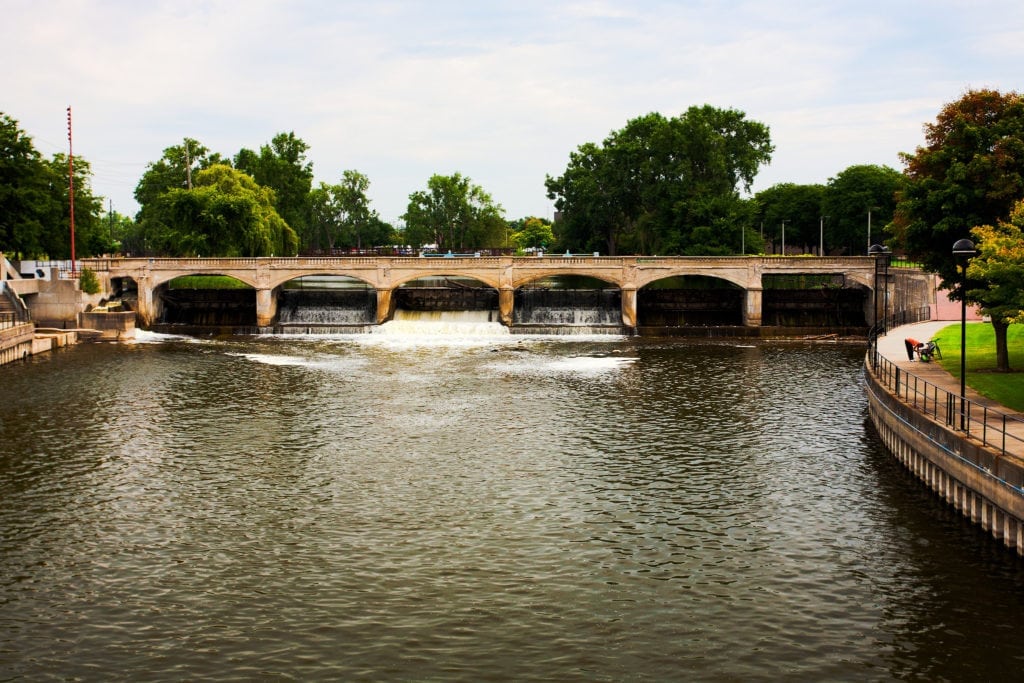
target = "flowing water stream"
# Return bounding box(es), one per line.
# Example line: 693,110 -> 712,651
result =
2,325 -> 1023,680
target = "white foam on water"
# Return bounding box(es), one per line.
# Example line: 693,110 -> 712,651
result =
487,354 -> 637,376
125,330 -> 209,344
227,351 -> 368,372
354,310 -> 509,348
548,356 -> 637,372
229,352 -> 313,367
377,310 -> 507,335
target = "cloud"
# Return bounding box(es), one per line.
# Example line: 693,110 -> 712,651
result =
3,0 -> 1022,224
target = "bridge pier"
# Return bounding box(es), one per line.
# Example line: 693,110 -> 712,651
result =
744,288 -> 762,326
376,289 -> 394,324
256,288 -> 278,327
136,277 -> 156,327
498,288 -> 514,326
621,286 -> 637,329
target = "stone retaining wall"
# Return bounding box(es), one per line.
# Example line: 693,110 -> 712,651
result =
864,357 -> 1024,554
0,323 -> 34,366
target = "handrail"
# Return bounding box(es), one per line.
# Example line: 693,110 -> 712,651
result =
866,346 -> 1024,457
0,289 -> 31,330
868,306 -> 932,348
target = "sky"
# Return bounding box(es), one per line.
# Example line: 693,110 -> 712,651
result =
3,0 -> 1023,225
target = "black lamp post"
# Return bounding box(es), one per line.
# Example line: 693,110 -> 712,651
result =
952,238 -> 976,430
868,244 -> 891,336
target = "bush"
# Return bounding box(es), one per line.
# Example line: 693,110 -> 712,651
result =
79,267 -> 101,295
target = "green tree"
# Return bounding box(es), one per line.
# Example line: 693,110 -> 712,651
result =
234,132 -> 313,243
894,89 -> 1024,288
135,138 -> 228,254
306,170 -> 389,252
754,183 -> 825,254
149,164 -> 297,257
100,207 -> 137,255
510,216 -> 554,250
308,182 -> 341,252
546,106 -> 773,255
966,199 -> 1024,371
45,153 -> 107,258
546,142 -> 625,254
0,113 -> 61,258
822,164 -> 903,255
402,173 -> 505,250
334,170 -> 373,250
135,138 -> 225,208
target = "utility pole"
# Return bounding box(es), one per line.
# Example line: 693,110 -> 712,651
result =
185,139 -> 192,189
867,208 -> 878,253
67,106 -> 76,275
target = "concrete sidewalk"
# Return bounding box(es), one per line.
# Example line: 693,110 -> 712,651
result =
873,320 -> 1024,456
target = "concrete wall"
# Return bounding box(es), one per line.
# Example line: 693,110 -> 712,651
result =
865,358 -> 1024,554
20,269 -> 107,327
0,323 -> 35,365
78,311 -> 136,339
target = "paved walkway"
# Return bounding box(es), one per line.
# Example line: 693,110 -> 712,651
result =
873,320 -> 1024,457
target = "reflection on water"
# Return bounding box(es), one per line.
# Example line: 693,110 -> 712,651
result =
2,333 -> 1024,681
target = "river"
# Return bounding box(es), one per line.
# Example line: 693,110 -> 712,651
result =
2,327 -> 1023,681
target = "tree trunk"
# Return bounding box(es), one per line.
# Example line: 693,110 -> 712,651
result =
992,317 -> 1011,372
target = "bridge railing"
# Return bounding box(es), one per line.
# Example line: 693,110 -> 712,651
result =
83,255 -> 882,267
867,346 -> 1024,457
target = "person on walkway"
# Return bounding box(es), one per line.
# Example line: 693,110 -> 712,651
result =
904,338 -> 921,361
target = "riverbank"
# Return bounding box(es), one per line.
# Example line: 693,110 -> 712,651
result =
0,325 -> 85,366
867,322 -> 1024,554
0,324 -> 129,367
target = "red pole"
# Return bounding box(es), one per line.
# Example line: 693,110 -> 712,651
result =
67,106 -> 76,275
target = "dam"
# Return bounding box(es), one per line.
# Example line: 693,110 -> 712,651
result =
81,254 -> 896,334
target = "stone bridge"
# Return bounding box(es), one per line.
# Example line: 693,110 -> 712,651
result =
81,255 -> 883,329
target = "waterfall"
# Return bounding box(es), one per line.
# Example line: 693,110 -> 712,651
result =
277,290 -> 376,330
513,289 -> 622,326
376,309 -> 509,337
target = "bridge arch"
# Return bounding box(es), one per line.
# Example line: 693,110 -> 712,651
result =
268,271 -> 376,290
389,271 -> 501,290
637,275 -> 746,327
511,270 -> 623,290
513,272 -> 620,290
150,273 -> 258,328
635,270 -> 748,291
150,270 -> 260,290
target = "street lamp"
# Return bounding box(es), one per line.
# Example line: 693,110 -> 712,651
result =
952,238 -> 976,430
781,220 -> 788,255
868,243 -> 891,336
820,215 -> 828,256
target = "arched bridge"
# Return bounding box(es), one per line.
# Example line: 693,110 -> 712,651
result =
81,255 -> 884,329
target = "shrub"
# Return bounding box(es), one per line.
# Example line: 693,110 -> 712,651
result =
79,267 -> 101,295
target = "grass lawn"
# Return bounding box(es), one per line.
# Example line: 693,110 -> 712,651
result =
932,323 -> 1024,412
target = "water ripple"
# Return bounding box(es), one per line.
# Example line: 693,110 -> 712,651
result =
2,338 -> 1024,680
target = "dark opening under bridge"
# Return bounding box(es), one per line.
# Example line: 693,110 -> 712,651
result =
82,255 -> 886,330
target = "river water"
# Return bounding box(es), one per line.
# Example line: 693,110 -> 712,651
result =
2,328 -> 1024,681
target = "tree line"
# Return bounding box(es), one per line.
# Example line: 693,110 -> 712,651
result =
0,104 -> 910,261
0,122 -> 551,259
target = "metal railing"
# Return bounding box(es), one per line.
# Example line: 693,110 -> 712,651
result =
0,290 -> 31,331
867,347 -> 1024,456
867,306 -> 933,347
